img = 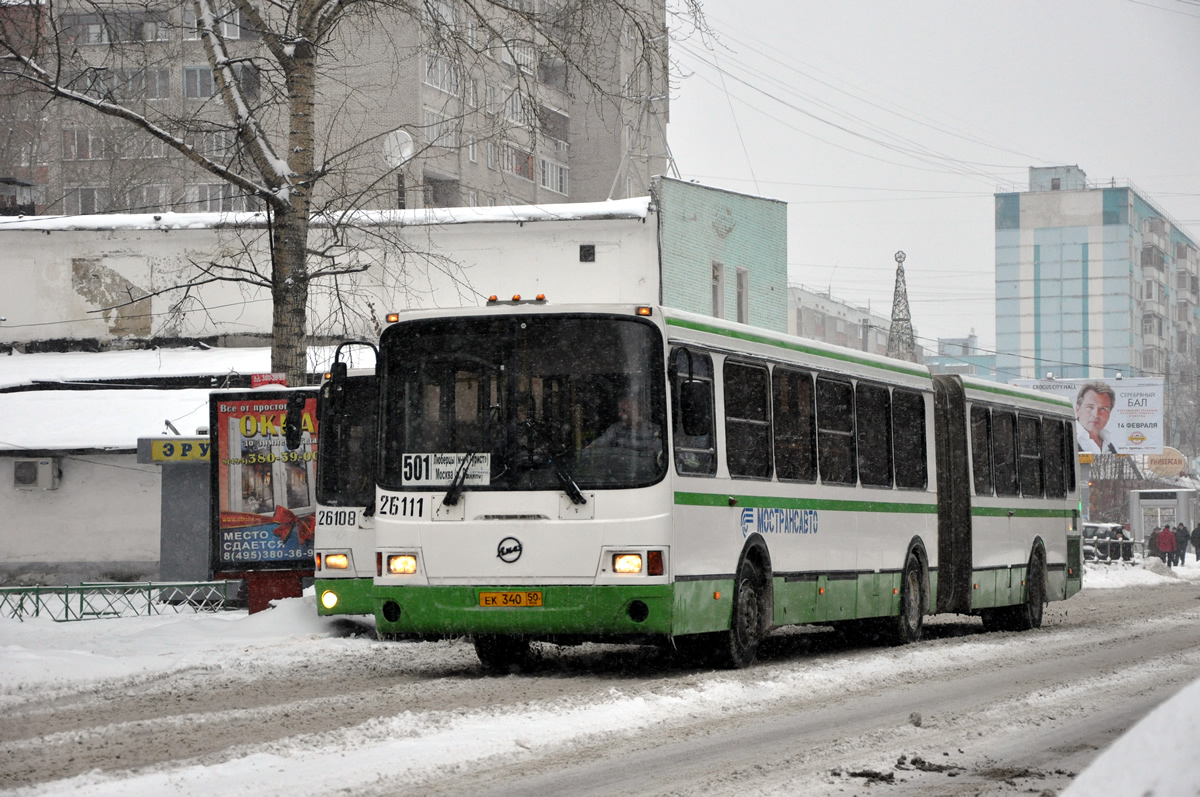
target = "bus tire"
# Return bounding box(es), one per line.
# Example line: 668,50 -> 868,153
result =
886,551 -> 926,646
714,556 -> 769,669
1009,547 -> 1046,631
473,635 -> 531,673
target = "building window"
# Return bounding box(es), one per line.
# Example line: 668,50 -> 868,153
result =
65,186 -> 109,215
63,128 -> 104,160
468,190 -> 478,207
736,267 -> 749,324
487,141 -> 496,170
184,5 -> 254,40
184,67 -> 215,98
501,143 -> 534,181
468,136 -> 477,163
185,130 -> 235,159
187,183 -> 241,212
423,54 -> 459,94
539,158 -> 568,195
125,184 -> 170,212
422,109 -> 459,147
711,261 -> 725,319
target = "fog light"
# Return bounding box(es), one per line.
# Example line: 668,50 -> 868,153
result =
320,591 -> 339,610
613,553 -> 642,574
388,554 -> 417,575
325,553 -> 349,570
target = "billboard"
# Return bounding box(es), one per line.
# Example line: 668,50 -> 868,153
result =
1010,377 -> 1163,456
209,390 -> 319,572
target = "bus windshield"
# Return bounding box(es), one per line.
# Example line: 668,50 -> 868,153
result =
379,314 -> 667,492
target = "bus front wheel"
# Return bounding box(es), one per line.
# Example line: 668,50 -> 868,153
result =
717,556 -> 769,668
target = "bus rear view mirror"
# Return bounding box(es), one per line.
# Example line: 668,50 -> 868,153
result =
680,381 -> 712,437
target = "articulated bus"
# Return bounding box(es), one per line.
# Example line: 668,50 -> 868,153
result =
367,302 -> 1082,669
310,345 -> 379,617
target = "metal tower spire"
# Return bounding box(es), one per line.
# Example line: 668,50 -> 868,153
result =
886,250 -> 917,362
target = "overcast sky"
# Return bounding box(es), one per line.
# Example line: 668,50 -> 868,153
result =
667,0 -> 1200,354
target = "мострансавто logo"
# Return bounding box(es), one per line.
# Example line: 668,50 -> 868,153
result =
739,507 -> 819,538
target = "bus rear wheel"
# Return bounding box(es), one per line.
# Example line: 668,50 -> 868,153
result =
1008,548 -> 1046,631
981,548 -> 1046,632
473,635 -> 531,673
885,551 -> 925,646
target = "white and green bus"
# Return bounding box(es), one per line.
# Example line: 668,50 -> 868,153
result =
368,302 -> 1082,669
311,345 -> 379,617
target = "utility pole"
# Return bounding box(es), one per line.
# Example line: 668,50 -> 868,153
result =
886,250 -> 917,362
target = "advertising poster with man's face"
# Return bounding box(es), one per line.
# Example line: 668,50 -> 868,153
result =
1011,377 -> 1163,456
209,391 -> 319,572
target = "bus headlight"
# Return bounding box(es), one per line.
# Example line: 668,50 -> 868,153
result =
613,554 -> 642,574
320,591 -> 339,610
325,553 -> 350,570
387,554 -> 418,575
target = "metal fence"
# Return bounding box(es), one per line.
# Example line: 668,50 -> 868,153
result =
0,581 -> 238,622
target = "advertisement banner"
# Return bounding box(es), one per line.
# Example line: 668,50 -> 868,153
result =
1010,377 -> 1163,456
209,390 -> 319,572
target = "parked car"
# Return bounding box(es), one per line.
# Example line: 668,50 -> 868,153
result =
1083,522 -> 1131,561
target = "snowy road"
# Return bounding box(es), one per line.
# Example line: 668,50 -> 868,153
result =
3,565 -> 1200,796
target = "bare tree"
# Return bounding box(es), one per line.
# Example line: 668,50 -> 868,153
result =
0,0 -> 702,383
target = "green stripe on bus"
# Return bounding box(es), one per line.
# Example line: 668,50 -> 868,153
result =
675,491 -> 938,514
971,506 -> 1075,518
663,316 -> 928,379
961,381 -> 1074,409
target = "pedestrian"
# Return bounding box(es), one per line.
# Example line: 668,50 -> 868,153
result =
1157,523 -> 1176,567
1148,527 -> 1161,562
1175,524 -> 1190,566
1192,524 -> 1200,565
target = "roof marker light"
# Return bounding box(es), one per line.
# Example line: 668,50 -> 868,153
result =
536,293 -> 546,301
512,294 -> 521,301
386,313 -> 400,323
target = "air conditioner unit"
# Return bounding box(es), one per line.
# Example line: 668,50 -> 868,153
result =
13,458 -> 61,491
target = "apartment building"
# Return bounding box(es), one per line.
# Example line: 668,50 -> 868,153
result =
995,166 -> 1199,382
0,0 -> 669,215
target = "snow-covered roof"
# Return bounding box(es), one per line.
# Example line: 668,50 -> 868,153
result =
0,197 -> 653,233
0,345 -> 373,451
0,388 -> 214,452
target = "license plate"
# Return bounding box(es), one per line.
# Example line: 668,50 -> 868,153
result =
478,591 -> 543,608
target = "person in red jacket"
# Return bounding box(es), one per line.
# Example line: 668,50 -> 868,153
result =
1157,522 -> 1176,567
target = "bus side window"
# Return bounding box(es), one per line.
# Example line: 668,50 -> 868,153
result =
724,361 -> 772,479
773,367 -> 816,482
670,348 -> 717,476
1018,415 -> 1044,497
1062,420 -> 1077,493
993,410 -> 1019,497
1042,417 -> 1066,498
893,389 -> 927,489
856,381 -> 893,488
970,405 -> 994,496
816,376 -> 856,485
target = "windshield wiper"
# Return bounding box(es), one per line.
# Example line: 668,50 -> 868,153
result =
521,420 -> 587,506
443,451 -> 476,506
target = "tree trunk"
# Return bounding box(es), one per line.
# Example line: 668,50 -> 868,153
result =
271,201 -> 310,385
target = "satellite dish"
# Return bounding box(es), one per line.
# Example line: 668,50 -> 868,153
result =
383,130 -> 415,167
